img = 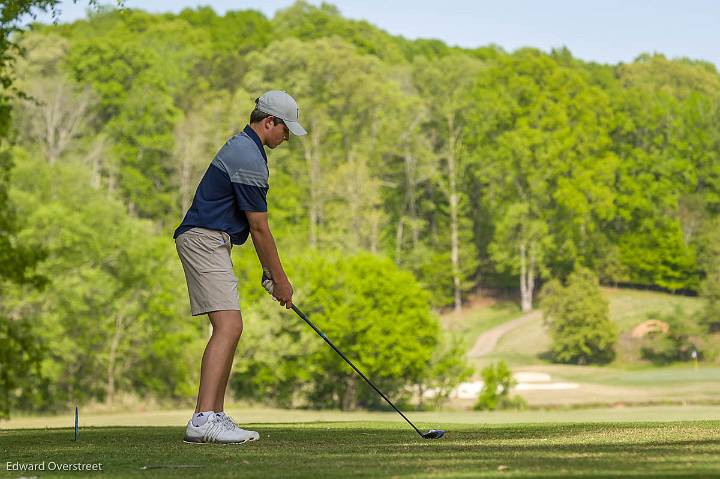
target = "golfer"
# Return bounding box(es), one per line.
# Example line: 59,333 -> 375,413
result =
173,91 -> 306,444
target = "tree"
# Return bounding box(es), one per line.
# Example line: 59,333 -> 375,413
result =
172,91 -> 237,214
1,1 -> 57,136
300,252 -> 439,410
413,53 -> 482,312
0,147 -> 46,419
7,4 -> 720,414
700,264 -> 720,333
1,1 -> 124,136
696,220 -> 720,332
178,6 -> 273,92
232,252 -> 468,410
417,335 -> 473,409
473,360 -> 526,411
469,49 -> 617,311
540,268 -> 617,364
0,0 -> 122,419
4,151 -> 201,410
273,1 -> 406,64
488,203 -> 552,312
243,36 -> 404,252
609,55 -> 720,291
373,76 -> 435,264
640,307 -> 702,365
13,32 -> 97,165
64,9 -> 213,221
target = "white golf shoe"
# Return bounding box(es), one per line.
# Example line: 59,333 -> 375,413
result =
183,412 -> 259,444
217,412 -> 260,442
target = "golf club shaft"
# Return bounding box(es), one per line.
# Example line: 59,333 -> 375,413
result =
290,304 -> 424,437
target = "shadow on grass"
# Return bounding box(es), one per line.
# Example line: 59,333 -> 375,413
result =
537,350 -> 555,362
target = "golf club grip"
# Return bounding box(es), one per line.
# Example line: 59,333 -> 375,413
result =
290,304 -> 423,437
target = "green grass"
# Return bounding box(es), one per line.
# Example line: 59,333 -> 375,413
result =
542,365 -> 720,386
456,288 -> 717,407
442,301 -> 522,349
5,406 -> 720,429
1,421 -> 719,478
483,313 -> 550,366
471,287 -> 707,369
604,287 -> 703,333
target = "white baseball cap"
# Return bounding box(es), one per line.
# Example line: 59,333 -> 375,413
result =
256,91 -> 307,136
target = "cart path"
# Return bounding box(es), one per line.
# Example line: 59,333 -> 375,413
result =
467,310 -> 542,357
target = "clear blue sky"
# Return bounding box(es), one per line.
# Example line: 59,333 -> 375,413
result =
26,0 -> 720,68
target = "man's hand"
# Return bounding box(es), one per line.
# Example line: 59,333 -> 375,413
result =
262,268 -> 293,308
261,268 -> 275,294
273,277 -> 293,308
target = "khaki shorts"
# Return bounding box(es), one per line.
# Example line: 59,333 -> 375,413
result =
175,227 -> 240,316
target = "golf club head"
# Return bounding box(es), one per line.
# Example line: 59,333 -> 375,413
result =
421,429 -> 445,439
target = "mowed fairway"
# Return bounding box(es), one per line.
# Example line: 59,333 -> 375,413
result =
2,421 -> 719,478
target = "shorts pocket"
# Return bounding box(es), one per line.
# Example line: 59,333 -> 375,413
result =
181,233 -> 219,255
180,241 -> 232,275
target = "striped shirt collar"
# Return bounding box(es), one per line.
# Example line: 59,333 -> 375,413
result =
243,125 -> 267,163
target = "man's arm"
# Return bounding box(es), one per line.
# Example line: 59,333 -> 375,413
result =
246,211 -> 293,308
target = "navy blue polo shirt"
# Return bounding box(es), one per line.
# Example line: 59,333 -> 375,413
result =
173,125 -> 269,245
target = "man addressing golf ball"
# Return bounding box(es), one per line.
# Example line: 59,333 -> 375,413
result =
173,91 -> 306,445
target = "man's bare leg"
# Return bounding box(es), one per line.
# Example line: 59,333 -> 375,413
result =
194,310 -> 243,413
210,310 -> 241,412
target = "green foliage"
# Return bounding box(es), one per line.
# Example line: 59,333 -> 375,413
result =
273,1 -> 406,63
0,2 -> 124,136
273,1 -> 459,64
3,150 -> 201,411
473,360 -> 526,411
0,148 -> 47,419
1,0 -> 61,136
67,30 -> 151,119
0,313 -> 47,419
0,1 -> 95,419
618,218 -> 699,292
697,221 -> 720,332
541,268 -> 618,364
0,149 -> 45,287
242,35 -> 407,253
232,252 -> 469,409
640,307 -> 702,364
701,268 -> 720,333
608,55 -> 720,291
468,49 -> 618,303
13,4 -> 720,308
411,54 -> 483,308
3,3 -> 720,417
411,249 -> 458,307
64,10 -> 212,220
419,335 -> 474,408
178,6 -> 273,92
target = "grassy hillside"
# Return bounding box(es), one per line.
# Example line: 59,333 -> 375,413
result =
450,287 -> 707,368
445,287 -> 720,407
441,297 -> 522,349
605,287 -> 704,333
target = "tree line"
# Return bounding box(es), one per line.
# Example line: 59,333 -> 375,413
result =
14,2 -> 720,306
1,1 -> 719,416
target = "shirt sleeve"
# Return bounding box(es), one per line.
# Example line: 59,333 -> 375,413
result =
232,183 -> 268,212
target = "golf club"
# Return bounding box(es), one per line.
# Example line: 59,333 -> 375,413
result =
262,270 -> 445,440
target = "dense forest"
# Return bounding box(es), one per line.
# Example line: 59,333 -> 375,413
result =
1,2 -> 719,416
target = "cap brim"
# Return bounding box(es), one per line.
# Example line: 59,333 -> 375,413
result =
286,120 -> 307,136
